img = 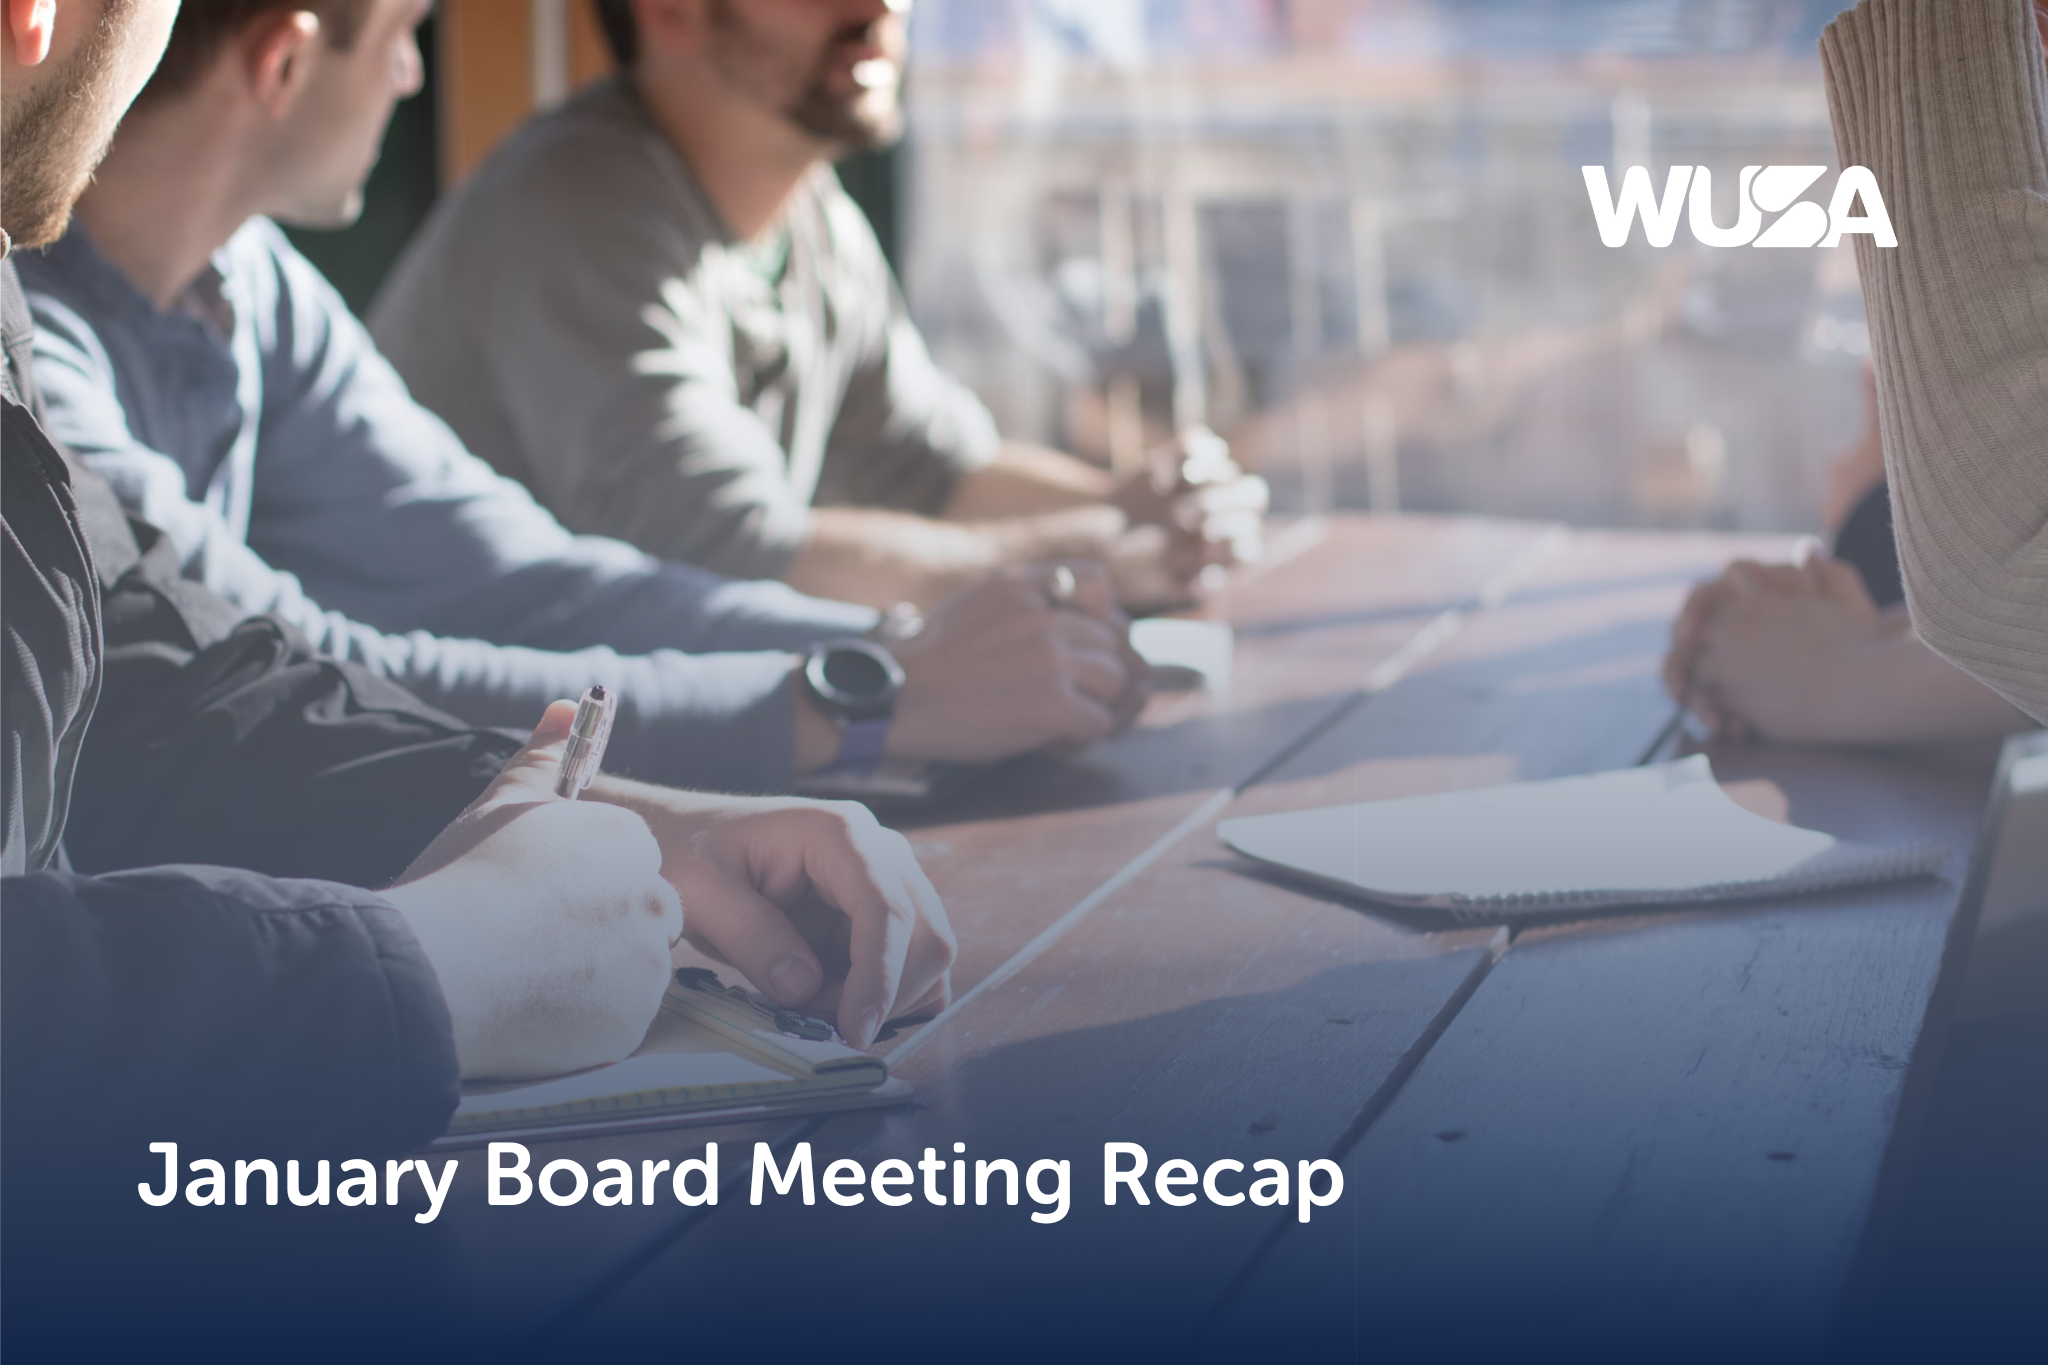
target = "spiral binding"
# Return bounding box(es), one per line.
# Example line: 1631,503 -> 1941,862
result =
1434,840 -> 1951,923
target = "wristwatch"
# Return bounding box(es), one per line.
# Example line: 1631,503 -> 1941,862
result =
802,637 -> 905,768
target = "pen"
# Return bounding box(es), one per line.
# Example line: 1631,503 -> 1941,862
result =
554,684 -> 615,800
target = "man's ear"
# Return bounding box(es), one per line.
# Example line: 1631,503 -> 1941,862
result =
243,9 -> 322,117
6,0 -> 58,66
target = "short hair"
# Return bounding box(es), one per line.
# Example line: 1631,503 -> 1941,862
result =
592,0 -> 638,70
140,0 -> 374,103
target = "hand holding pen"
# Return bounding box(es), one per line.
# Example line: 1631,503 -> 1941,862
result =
385,697 -> 681,1079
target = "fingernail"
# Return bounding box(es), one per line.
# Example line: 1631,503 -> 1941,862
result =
857,1007 -> 883,1047
767,956 -> 816,1002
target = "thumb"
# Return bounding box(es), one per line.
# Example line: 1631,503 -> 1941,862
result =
527,698 -> 579,747
475,699 -> 583,810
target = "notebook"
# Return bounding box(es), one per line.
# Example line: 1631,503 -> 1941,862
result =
1130,618 -> 1234,694
432,968 -> 910,1147
1218,755 -> 1948,920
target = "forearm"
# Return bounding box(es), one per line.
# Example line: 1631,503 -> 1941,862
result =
940,441 -> 1117,520
785,503 -> 1124,610
1833,620 -> 2034,742
1823,0 -> 2048,722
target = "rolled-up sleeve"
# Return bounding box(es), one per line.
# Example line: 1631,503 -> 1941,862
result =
812,190 -> 1002,516
1822,0 -> 2048,721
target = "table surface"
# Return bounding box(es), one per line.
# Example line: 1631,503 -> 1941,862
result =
414,514 -> 1999,1355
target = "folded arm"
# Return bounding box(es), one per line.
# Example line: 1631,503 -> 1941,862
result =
1823,0 -> 2048,721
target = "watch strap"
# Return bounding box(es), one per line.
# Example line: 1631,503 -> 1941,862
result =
836,717 -> 891,769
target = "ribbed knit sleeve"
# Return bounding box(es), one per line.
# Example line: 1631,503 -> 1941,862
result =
1822,0 -> 2048,722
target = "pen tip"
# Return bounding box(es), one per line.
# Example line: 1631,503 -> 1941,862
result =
589,684 -> 607,700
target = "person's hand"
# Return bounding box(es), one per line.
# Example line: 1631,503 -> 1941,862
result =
1110,429 -> 1269,610
1669,556 -> 1900,742
1663,572 -> 1734,714
590,785 -> 955,1047
385,702 -> 683,1080
885,561 -> 1149,763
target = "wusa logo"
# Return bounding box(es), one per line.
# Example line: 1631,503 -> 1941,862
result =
1581,165 -> 1896,249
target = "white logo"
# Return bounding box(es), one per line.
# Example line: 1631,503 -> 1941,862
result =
1581,165 -> 1896,249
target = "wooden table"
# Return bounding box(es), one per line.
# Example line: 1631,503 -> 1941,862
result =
409,515 -> 1998,1357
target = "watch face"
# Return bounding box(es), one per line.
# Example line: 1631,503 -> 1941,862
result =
807,638 -> 904,720
821,645 -> 892,700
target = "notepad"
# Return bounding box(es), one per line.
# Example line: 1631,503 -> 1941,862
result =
1218,755 -> 1948,919
434,970 -> 908,1146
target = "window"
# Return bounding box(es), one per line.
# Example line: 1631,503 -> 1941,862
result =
900,0 -> 1865,532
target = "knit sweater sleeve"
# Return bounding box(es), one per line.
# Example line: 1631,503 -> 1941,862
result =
1822,0 -> 2048,722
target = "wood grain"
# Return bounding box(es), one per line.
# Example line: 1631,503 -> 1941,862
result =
565,524 -> 1824,1354
404,515 -> 1551,1346
1208,613 -> 1995,1354
875,516 -> 1554,1023
377,518 -> 1984,1356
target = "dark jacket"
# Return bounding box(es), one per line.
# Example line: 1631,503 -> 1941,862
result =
2,259 -> 518,1159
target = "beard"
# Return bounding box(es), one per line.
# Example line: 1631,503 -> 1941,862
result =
1,3 -> 138,251
707,0 -> 905,155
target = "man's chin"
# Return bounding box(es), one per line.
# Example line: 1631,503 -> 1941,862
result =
3,174 -> 94,253
790,87 -> 905,157
809,114 -> 905,159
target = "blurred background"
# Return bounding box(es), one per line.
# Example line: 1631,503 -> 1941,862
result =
315,0 -> 1867,536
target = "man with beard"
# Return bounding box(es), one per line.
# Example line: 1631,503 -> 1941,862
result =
26,0 -> 1153,799
4,0 -> 953,1175
370,0 -> 1269,614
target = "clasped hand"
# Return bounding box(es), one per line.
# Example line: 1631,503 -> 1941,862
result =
1109,430 -> 1269,611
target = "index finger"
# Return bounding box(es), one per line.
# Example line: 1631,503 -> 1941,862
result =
805,828 -> 952,1045
1664,579 -> 1723,699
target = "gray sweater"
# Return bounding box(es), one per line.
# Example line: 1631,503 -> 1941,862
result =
370,78 -> 999,583
1823,0 -> 2048,722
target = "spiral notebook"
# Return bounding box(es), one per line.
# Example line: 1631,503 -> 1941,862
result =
1218,755 -> 1947,920
433,969 -> 910,1147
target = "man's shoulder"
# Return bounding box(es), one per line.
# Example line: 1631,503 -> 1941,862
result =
451,78 -> 702,228
386,78 -> 730,332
